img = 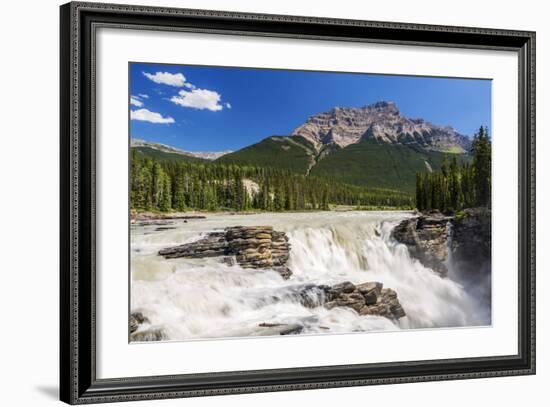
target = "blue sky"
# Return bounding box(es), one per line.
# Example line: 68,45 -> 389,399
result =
130,62 -> 491,152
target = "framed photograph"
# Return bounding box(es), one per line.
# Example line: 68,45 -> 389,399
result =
60,1 -> 535,404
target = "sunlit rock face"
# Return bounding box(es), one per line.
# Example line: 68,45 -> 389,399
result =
292,101 -> 471,152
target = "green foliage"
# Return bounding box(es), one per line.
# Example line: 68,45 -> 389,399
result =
218,136 -> 469,193
415,127 -> 491,212
309,139 -> 464,193
217,136 -> 316,173
130,149 -> 414,212
473,126 -> 492,207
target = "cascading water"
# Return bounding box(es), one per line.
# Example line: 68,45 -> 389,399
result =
131,211 -> 490,341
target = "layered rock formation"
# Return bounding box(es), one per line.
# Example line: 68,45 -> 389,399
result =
391,211 -> 451,276
392,208 -> 492,279
158,226 -> 292,279
292,101 -> 471,152
285,281 -> 406,320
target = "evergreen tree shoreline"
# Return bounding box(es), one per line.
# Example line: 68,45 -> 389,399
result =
129,126 -> 490,215
130,150 -> 415,214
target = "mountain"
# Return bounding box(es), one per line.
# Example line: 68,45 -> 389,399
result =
217,135 -> 318,173
309,140 -> 451,193
216,101 -> 471,193
292,101 -> 471,153
131,139 -> 232,161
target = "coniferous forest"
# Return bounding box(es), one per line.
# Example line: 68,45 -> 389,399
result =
415,126 -> 491,212
129,149 -> 415,212
130,126 -> 491,214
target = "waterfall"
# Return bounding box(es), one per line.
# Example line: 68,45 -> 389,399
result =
131,211 -> 490,341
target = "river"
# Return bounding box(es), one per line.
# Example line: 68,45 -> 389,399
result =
130,211 -> 490,341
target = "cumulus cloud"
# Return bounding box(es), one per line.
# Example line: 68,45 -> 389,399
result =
143,71 -> 187,87
142,71 -> 229,112
130,96 -> 143,107
138,93 -> 149,99
170,88 -> 224,111
130,108 -> 174,124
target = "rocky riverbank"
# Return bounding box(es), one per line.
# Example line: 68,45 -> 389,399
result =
158,226 -> 292,279
131,210 -> 206,223
391,208 -> 491,278
451,207 -> 491,278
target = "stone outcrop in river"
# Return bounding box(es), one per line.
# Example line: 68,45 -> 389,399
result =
283,281 -> 406,320
391,211 -> 451,276
158,226 -> 292,279
322,281 -> 406,319
129,312 -> 166,342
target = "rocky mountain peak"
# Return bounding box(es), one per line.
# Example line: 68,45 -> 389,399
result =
291,101 -> 471,153
369,100 -> 399,113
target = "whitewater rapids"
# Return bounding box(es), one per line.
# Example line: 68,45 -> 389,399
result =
130,211 -> 490,341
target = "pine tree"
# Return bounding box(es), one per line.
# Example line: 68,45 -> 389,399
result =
473,126 -> 492,207
415,173 -> 424,211
449,156 -> 461,210
159,172 -> 172,212
441,154 -> 449,178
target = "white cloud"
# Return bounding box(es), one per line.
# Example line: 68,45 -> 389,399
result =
184,83 -> 196,90
130,96 -> 143,107
170,88 -> 224,111
143,71 -> 187,87
138,93 -> 149,99
131,108 -> 174,124
225,102 -> 232,109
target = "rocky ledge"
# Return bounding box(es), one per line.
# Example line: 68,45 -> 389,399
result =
289,281 -> 406,320
129,312 -> 166,342
451,208 -> 491,278
158,226 -> 292,279
391,211 -> 451,276
392,208 -> 491,279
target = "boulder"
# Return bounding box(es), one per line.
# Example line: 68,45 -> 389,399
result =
356,281 -> 383,304
129,312 -> 167,342
129,312 -> 149,333
295,281 -> 405,321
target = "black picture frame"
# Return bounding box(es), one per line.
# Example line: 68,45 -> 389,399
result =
60,2 -> 536,404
